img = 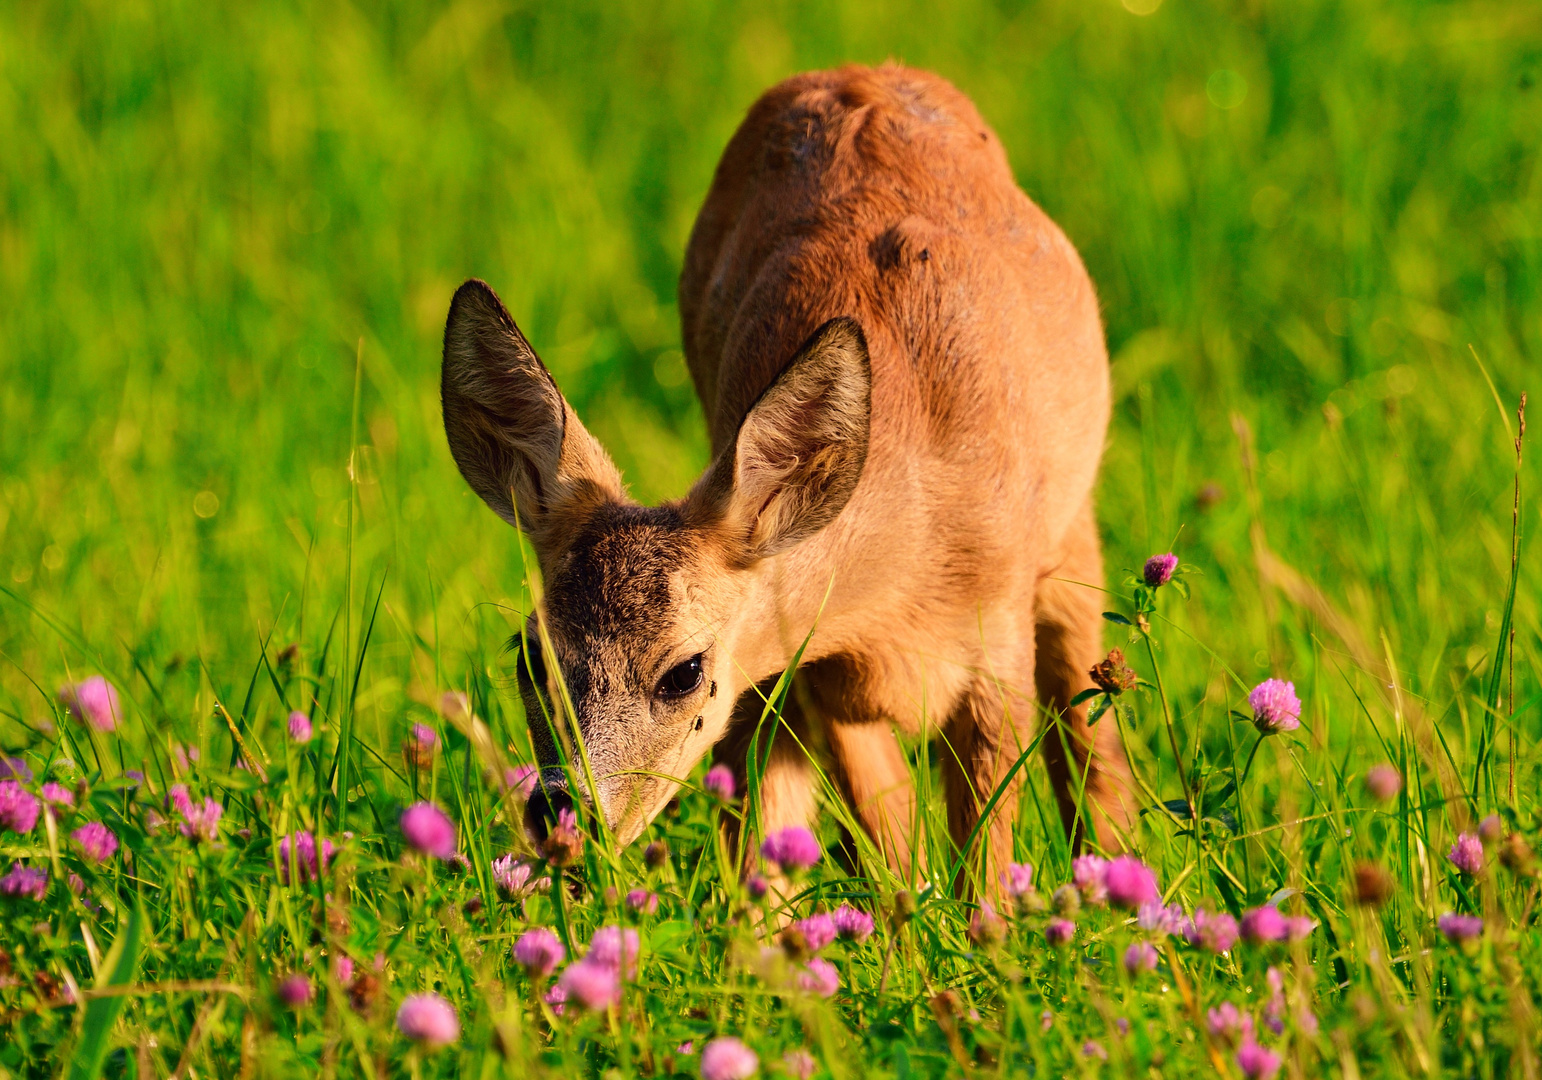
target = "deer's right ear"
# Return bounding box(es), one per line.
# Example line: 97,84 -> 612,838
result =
441,279 -> 624,543
689,316 -> 872,562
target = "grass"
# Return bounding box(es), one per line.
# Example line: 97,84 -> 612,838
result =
0,0 -> 1540,1076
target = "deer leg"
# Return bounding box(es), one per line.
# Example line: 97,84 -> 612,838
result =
825,722 -> 921,882
939,637 -> 1037,902
713,681 -> 817,908
798,655 -> 922,883
1033,500 -> 1136,851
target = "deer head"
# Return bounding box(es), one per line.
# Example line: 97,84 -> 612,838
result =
441,279 -> 870,846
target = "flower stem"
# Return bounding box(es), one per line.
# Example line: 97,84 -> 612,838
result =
1141,629 -> 1194,820
1238,732 -> 1267,790
550,866 -> 572,953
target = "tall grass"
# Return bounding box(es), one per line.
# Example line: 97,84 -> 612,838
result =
0,0 -> 1538,1076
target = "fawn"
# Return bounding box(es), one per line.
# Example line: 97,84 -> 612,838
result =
441,64 -> 1133,894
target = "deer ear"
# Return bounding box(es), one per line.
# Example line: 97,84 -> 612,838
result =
441,279 -> 624,545
692,317 -> 872,560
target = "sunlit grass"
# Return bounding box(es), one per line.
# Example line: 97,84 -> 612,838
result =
0,0 -> 1539,1076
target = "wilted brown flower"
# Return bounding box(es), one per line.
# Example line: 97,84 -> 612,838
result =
1353,863 -> 1393,906
930,990 -> 964,1019
541,808 -> 585,868
1089,649 -> 1138,695
402,738 -> 434,773
1500,833 -> 1537,877
644,840 -> 669,869
779,925 -> 810,962
33,970 -> 61,1001
348,971 -> 381,1014
325,899 -> 350,938
967,902 -> 1007,948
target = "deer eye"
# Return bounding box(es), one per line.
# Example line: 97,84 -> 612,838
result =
513,634 -> 548,695
655,654 -> 704,700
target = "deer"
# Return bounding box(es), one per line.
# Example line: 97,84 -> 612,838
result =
440,63 -> 1134,898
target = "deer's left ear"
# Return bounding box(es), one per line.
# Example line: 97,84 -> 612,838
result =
690,317 -> 871,561
441,279 -> 625,551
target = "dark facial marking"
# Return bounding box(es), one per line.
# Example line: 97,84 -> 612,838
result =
548,505 -> 690,622
709,681 -> 717,699
694,715 -> 704,732
541,503 -> 698,683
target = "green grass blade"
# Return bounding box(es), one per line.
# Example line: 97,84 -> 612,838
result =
68,899 -> 146,1080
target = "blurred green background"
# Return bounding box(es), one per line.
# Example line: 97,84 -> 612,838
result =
0,0 -> 1537,772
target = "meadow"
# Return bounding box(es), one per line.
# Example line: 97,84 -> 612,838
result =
1,0 -> 1540,1076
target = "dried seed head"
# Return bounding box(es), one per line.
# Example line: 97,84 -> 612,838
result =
1353,863 -> 1393,907
779,924 -> 810,962
1089,649 -> 1138,695
402,737 -> 435,772
33,970 -> 61,1001
967,902 -> 1007,948
930,990 -> 963,1019
348,971 -> 381,1014
1500,833 -> 1536,876
325,899 -> 350,937
541,808 -> 585,868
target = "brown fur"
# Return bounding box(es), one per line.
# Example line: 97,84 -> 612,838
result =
441,64 -> 1134,895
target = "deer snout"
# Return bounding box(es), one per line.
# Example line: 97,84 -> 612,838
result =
523,785 -> 575,845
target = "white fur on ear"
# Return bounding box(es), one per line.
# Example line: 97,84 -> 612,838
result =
694,316 -> 872,560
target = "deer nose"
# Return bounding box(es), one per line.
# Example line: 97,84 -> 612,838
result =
524,785 -> 575,845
